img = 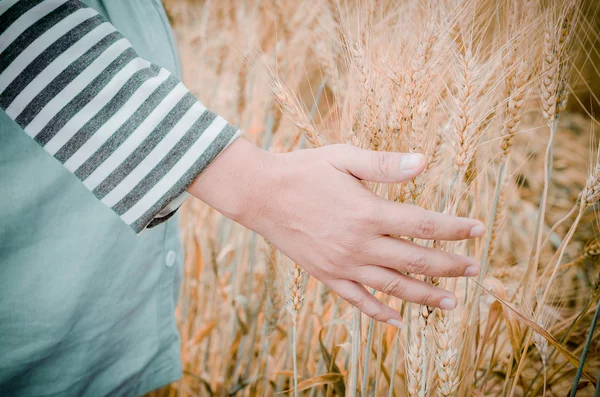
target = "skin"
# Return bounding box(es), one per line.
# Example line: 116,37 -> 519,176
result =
188,137 -> 485,327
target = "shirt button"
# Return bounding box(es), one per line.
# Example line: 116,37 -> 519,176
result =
165,250 -> 176,268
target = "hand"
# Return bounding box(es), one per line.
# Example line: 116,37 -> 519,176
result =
188,138 -> 485,327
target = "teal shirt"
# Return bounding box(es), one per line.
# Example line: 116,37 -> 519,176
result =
0,1 -> 187,395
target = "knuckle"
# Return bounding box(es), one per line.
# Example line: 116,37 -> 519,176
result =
405,254 -> 429,274
446,264 -> 463,277
346,293 -> 368,309
445,257 -> 464,277
371,152 -> 391,178
335,234 -> 361,258
328,144 -> 353,165
453,223 -> 470,240
418,215 -> 438,239
355,202 -> 380,227
369,302 -> 386,321
419,291 -> 435,305
380,277 -> 407,297
329,143 -> 349,156
310,265 -> 328,280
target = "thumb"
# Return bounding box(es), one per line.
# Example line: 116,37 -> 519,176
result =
329,144 -> 426,183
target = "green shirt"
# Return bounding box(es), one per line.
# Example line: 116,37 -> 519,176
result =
0,1 -> 235,395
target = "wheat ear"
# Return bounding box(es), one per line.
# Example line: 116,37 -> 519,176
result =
271,78 -> 324,148
406,307 -> 426,397
433,308 -> 459,396
284,262 -> 306,397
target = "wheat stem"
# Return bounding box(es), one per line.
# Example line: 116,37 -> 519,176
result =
479,162 -> 505,280
308,298 -> 341,397
523,117 -> 559,301
349,308 -> 361,397
388,328 -> 401,397
292,322 -> 299,397
262,333 -> 271,397
361,288 -> 377,397
525,286 -> 597,394
374,322 -> 384,394
569,298 -> 600,397
511,207 -> 585,396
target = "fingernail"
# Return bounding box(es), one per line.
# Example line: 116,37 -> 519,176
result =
470,223 -> 486,238
440,297 -> 457,310
399,153 -> 424,171
464,265 -> 480,277
386,319 -> 402,328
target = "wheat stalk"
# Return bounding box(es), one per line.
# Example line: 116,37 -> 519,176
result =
482,24 -> 532,273
520,0 -> 579,308
533,318 -> 549,397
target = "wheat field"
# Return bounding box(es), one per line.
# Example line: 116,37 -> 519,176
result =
147,0 -> 600,396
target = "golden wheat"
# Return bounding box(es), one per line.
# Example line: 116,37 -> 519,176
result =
147,1 -> 600,396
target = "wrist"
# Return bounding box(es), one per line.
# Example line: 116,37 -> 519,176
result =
187,137 -> 279,227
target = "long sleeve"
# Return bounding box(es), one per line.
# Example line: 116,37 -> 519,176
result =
0,0 -> 240,233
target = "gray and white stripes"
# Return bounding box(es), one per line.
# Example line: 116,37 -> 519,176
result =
0,0 -> 240,233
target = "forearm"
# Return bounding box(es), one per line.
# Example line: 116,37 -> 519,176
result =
186,137 -> 277,229
0,0 -> 240,233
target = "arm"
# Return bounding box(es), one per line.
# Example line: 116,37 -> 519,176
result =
0,0 -> 239,233
1,0 -> 485,326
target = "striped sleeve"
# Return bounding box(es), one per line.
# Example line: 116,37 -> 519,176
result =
0,0 -> 241,233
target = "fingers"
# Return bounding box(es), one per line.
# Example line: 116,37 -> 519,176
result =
327,278 -> 402,327
351,265 -> 458,310
376,200 -> 486,241
328,144 -> 426,183
324,144 -> 485,241
364,237 -> 480,277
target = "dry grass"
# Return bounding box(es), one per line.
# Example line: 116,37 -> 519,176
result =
146,0 -> 600,396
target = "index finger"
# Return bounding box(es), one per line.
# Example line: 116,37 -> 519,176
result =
376,200 -> 485,241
